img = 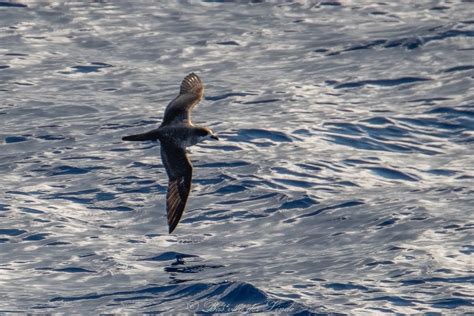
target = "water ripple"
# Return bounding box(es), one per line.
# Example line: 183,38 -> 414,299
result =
0,1 -> 472,314
334,77 -> 431,89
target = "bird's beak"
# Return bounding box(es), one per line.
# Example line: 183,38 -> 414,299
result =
210,134 -> 219,141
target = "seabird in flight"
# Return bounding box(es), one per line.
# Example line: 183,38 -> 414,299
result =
122,73 -> 218,233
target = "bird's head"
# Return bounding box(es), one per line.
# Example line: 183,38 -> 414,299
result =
197,127 -> 219,142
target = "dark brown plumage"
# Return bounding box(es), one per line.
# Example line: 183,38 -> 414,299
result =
122,73 -> 218,233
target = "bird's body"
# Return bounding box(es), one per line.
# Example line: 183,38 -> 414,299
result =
122,73 -> 218,233
123,125 -> 208,147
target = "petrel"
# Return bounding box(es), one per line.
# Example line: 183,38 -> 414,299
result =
122,73 -> 218,233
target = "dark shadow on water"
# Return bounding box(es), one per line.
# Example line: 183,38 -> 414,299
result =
49,279 -> 312,313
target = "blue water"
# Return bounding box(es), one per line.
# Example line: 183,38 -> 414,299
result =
1,1 -> 473,314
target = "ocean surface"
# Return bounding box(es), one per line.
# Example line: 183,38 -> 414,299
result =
1,1 -> 473,314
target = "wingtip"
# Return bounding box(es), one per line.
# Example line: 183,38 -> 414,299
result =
180,72 -> 203,96
168,220 -> 179,234
167,204 -> 181,234
186,72 -> 199,79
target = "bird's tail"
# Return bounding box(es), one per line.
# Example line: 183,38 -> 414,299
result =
122,131 -> 160,141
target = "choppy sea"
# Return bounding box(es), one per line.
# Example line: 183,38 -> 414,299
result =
1,1 -> 473,314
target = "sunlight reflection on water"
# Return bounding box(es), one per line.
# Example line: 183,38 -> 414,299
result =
0,0 -> 473,314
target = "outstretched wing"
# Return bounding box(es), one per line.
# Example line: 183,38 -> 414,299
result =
160,142 -> 193,233
160,73 -> 204,127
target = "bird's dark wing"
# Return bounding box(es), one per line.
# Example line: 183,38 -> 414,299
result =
160,142 -> 193,233
160,73 -> 204,127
